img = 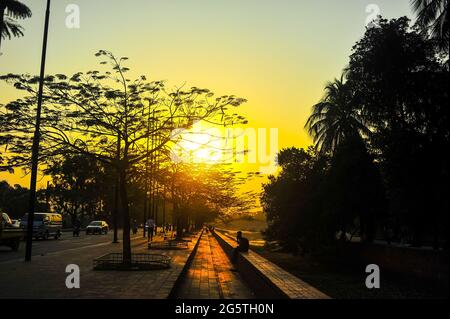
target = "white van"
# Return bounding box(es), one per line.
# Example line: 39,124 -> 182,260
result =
20,213 -> 63,240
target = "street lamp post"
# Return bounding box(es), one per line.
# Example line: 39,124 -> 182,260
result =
25,0 -> 51,262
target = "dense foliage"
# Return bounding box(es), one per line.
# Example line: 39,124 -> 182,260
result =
262,17 -> 449,252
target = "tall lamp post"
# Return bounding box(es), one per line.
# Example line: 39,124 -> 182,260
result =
25,0 -> 51,262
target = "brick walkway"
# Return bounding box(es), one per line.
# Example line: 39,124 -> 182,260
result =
0,232 -> 201,299
175,232 -> 254,299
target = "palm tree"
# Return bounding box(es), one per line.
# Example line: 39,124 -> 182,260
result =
411,0 -> 449,50
0,0 -> 32,51
305,75 -> 370,154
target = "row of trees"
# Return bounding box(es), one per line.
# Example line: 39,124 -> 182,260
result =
0,50 -> 250,262
0,181 -> 48,218
262,12 -> 448,253
1,156 -> 253,233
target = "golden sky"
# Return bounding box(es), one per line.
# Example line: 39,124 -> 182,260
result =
0,0 -> 413,191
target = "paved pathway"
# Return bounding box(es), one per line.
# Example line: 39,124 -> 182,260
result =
0,231 -> 201,299
175,232 -> 254,299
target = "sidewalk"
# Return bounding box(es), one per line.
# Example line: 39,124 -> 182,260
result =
175,232 -> 254,299
0,232 -> 201,299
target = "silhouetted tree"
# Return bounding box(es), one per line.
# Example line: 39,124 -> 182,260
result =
305,73 -> 385,243
325,136 -> 386,243
0,181 -> 48,218
266,17 -> 448,252
44,154 -> 114,226
165,162 -> 254,238
0,0 -> 31,51
0,51 -> 247,262
305,75 -> 370,155
412,0 -> 449,50
261,147 -> 331,253
347,17 -> 449,247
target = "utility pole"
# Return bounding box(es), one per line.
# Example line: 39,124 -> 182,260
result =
25,0 -> 51,262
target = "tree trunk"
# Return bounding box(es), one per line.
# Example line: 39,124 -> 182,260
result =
176,216 -> 182,239
119,167 -> 131,264
142,176 -> 148,238
112,135 -> 121,243
112,169 -> 120,243
174,204 -> 183,240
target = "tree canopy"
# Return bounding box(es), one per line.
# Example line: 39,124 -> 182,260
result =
0,50 -> 248,261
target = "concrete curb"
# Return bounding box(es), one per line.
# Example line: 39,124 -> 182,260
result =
212,229 -> 331,299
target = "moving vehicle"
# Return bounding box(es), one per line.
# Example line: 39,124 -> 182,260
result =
20,213 -> 63,240
86,221 -> 109,235
0,212 -> 24,251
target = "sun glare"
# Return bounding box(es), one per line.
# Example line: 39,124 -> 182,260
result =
174,121 -> 229,164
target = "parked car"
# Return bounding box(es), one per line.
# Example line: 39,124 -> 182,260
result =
20,213 -> 62,240
1,212 -> 25,251
86,221 -> 109,235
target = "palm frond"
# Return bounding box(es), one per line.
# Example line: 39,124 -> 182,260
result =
411,0 -> 448,48
305,74 -> 368,154
1,16 -> 24,40
5,0 -> 32,19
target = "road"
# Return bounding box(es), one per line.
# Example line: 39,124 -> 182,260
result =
0,230 -> 131,264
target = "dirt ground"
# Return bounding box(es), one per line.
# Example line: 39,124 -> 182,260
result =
252,246 -> 448,299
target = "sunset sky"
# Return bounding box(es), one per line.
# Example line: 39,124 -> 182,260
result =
0,0 -> 413,190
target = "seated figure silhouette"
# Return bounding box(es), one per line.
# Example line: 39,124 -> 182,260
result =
231,231 -> 249,266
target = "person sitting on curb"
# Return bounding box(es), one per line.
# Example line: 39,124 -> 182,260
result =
231,231 -> 249,268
